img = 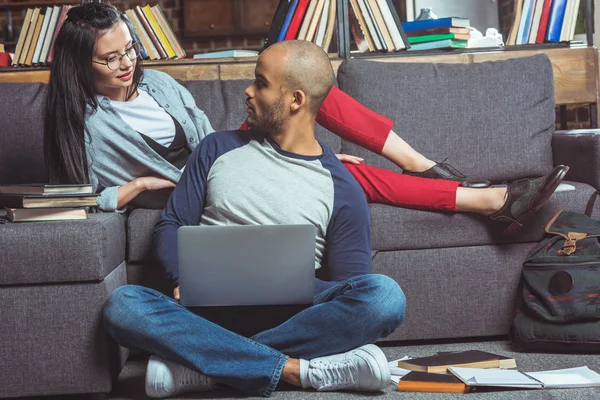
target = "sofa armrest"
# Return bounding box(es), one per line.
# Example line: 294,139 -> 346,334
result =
552,129 -> 600,188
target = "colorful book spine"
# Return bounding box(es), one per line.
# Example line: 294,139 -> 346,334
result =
47,5 -> 70,64
285,0 -> 310,40
536,0 -> 554,43
401,17 -> 470,33
278,0 -> 299,42
11,8 -> 33,66
546,0 -> 568,42
39,5 -> 61,64
152,4 -> 186,59
32,7 -> 52,65
135,6 -> 167,59
142,5 -> 176,58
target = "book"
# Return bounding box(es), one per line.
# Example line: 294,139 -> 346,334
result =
366,0 -> 394,51
6,207 -> 88,222
314,0 -> 330,47
406,39 -> 467,51
397,350 -> 517,373
449,366 -> 600,389
152,5 -> 186,59
560,0 -> 576,41
277,0 -> 299,42
377,0 -> 408,50
31,6 -> 52,65
321,0 -> 337,51
0,193 -> 99,209
349,0 -> 375,51
401,17 -> 470,34
264,0 -> 293,47
38,5 -> 60,64
135,6 -> 167,59
142,5 -> 176,59
516,0 -> 535,44
528,0 -> 546,44
193,50 -> 258,59
19,8 -> 40,65
297,0 -> 318,40
507,0 -> 524,45
546,0 -> 568,42
47,5 -> 70,64
126,9 -> 159,60
11,8 -> 33,66
0,184 -> 93,195
362,0 -> 387,50
356,0 -> 383,50
25,8 -> 45,65
306,0 -> 327,42
567,0 -> 582,41
285,0 -> 310,40
406,27 -> 471,37
408,33 -> 470,44
535,0 -> 554,43
397,371 -> 470,393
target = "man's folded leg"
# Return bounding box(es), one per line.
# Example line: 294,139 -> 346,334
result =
102,285 -> 288,397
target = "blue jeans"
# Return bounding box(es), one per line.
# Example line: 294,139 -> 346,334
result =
102,274 -> 405,396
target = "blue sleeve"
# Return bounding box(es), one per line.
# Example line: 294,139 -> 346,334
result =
152,132 -> 243,284
317,158 -> 372,293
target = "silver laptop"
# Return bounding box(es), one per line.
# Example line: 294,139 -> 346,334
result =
178,224 -> 316,307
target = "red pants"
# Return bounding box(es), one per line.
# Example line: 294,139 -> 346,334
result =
241,86 -> 459,212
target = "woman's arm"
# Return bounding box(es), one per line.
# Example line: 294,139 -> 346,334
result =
116,177 -> 176,209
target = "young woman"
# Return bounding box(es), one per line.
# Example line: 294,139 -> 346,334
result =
43,3 -> 567,235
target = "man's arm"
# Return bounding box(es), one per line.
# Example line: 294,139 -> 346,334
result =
319,197 -> 372,294
152,141 -> 213,285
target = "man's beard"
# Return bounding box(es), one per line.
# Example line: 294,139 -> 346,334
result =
246,94 -> 285,135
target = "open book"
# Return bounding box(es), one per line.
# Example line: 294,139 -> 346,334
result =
449,366 -> 600,389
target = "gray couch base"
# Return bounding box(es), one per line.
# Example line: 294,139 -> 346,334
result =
0,263 -> 127,399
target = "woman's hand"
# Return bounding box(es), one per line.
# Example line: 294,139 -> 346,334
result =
136,177 -> 176,191
336,154 -> 364,164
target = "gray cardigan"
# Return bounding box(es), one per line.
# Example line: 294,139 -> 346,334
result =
85,69 -> 214,211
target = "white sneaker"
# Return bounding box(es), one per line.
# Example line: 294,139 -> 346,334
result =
145,355 -> 215,398
304,344 -> 391,391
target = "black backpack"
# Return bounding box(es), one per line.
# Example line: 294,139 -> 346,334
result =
511,210 -> 600,352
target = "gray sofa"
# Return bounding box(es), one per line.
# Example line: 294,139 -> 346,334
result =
0,54 -> 599,398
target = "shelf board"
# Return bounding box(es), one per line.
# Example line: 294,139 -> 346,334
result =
0,0 -> 78,9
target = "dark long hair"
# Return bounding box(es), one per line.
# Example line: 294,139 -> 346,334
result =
44,2 -> 143,184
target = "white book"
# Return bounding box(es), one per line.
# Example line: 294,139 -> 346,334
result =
297,0 -> 319,40
356,0 -> 383,50
567,0 -> 581,41
193,50 -> 258,59
560,0 -> 575,42
528,0 -> 545,44
314,0 -> 330,47
32,7 -> 52,65
450,366 -> 600,389
39,6 -> 61,64
376,0 -> 405,50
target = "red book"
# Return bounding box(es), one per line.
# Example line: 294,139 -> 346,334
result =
536,0 -> 554,43
285,0 -> 310,40
135,5 -> 167,59
47,5 -> 69,64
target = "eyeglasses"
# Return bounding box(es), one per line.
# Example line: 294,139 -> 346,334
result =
92,42 -> 140,71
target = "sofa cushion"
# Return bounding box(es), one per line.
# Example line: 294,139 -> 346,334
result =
0,213 -> 126,285
337,54 -> 555,183
369,181 -> 600,251
0,83 -> 48,184
181,79 -> 342,153
127,208 -> 162,263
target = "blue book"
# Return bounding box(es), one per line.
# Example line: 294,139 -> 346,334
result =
546,0 -> 568,42
517,0 -> 536,44
401,17 -> 470,34
277,0 -> 299,42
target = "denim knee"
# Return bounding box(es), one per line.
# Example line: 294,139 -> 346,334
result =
102,285 -> 147,331
363,274 -> 406,330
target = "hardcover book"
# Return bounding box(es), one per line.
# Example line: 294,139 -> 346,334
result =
397,350 -> 517,373
0,193 -> 99,209
6,207 -> 88,222
401,17 -> 470,34
398,371 -> 470,393
0,184 -> 93,195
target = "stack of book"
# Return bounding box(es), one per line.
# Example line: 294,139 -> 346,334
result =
401,17 -> 471,51
10,3 -> 184,67
124,4 -> 185,60
0,184 -> 98,222
264,0 -> 409,53
11,5 -> 70,67
507,0 -> 582,45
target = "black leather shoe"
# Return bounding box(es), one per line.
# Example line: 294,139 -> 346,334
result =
489,165 -> 570,236
403,160 -> 492,188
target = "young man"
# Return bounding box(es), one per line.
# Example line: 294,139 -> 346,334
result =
103,40 -> 405,397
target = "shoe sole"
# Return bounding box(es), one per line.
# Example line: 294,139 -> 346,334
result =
356,344 -> 391,391
502,166 -> 570,236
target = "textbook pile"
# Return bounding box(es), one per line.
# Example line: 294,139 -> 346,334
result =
0,184 -> 98,222
402,17 -> 471,51
389,350 -> 600,393
507,0 -> 582,45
